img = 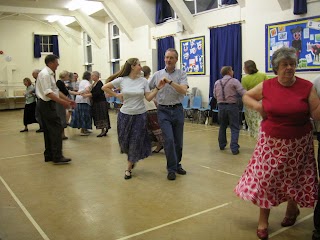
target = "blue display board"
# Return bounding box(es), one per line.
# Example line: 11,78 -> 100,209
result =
265,16 -> 320,72
180,36 -> 205,75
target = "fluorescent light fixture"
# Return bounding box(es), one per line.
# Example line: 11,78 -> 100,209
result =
46,15 -> 60,23
80,1 -> 103,15
66,0 -> 85,11
47,15 -> 76,25
58,16 -> 76,25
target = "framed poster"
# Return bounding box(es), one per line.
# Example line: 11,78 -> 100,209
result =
265,16 -> 320,72
180,36 -> 205,75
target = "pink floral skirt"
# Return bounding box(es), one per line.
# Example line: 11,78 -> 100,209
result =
234,130 -> 318,209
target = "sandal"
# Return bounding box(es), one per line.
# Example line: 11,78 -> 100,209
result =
281,208 -> 300,227
124,170 -> 132,180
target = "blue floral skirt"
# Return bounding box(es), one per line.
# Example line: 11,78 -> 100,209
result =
70,103 -> 92,129
117,112 -> 151,162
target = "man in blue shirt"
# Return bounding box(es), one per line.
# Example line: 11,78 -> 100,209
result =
149,48 -> 189,180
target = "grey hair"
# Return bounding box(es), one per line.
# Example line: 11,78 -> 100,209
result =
271,47 -> 297,74
220,66 -> 232,77
92,71 -> 100,78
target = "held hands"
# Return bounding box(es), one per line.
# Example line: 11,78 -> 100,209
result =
157,79 -> 166,90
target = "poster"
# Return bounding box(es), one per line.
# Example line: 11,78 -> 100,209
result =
265,16 -> 320,72
180,36 -> 205,75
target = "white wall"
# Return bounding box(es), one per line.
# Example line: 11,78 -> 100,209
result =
1,0 -> 320,103
151,0 -> 320,104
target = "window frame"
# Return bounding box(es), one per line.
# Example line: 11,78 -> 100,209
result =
83,32 -> 93,71
109,23 -> 121,74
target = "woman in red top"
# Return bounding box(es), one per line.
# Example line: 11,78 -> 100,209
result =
235,47 -> 320,240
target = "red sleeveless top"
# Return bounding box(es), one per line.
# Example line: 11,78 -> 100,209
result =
261,77 -> 313,139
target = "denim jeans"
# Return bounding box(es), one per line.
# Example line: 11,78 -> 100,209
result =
218,104 -> 240,153
157,105 -> 184,173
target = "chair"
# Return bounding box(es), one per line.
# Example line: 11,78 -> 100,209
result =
114,97 -> 123,112
198,97 -> 212,124
0,90 -> 9,110
182,96 -> 192,119
13,89 -> 25,109
106,96 -> 115,109
191,96 -> 202,123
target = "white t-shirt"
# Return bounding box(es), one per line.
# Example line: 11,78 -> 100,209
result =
112,76 -> 150,115
75,79 -> 91,105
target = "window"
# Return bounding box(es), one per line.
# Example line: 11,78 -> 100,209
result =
110,23 -> 120,73
83,32 -> 93,71
184,0 -> 225,14
34,34 -> 59,58
40,35 -> 53,53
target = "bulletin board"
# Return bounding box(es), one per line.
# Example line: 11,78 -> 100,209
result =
265,16 -> 320,72
180,36 -> 205,75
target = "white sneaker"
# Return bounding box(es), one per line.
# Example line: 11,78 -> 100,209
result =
80,132 -> 89,136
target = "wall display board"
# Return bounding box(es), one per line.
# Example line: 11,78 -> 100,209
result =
265,16 -> 320,72
180,36 -> 205,75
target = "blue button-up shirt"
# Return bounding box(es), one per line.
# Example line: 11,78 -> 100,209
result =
149,68 -> 188,105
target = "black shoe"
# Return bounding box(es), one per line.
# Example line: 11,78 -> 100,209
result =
53,157 -> 71,164
124,170 -> 132,180
36,129 -> 44,133
220,147 -> 225,150
313,230 -> 320,240
45,158 -> 52,162
62,136 -> 68,140
152,146 -> 164,153
177,167 -> 187,175
232,150 -> 240,155
97,132 -> 107,137
20,129 -> 28,132
167,172 -> 176,180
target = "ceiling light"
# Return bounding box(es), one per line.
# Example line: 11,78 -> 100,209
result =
47,15 -> 60,23
66,0 -> 85,11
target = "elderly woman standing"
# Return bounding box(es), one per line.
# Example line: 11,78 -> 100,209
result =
235,47 -> 320,240
241,60 -> 268,138
20,78 -> 37,132
102,58 -> 165,180
70,71 -> 92,136
81,71 -> 111,137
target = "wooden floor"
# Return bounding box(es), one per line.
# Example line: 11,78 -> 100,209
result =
0,109 -> 317,240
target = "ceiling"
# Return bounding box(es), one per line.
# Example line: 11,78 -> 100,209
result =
0,0 -> 108,25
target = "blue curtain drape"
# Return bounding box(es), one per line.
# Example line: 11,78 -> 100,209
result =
222,0 -> 238,5
155,0 -> 172,24
294,0 -> 307,15
157,36 -> 174,70
34,34 -> 41,58
209,24 -> 242,97
52,35 -> 60,57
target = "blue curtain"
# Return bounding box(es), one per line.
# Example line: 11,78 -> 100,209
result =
209,24 -> 242,97
222,0 -> 238,5
34,34 -> 41,58
294,0 -> 307,15
155,0 -> 172,24
157,36 -> 174,70
52,35 -> 60,57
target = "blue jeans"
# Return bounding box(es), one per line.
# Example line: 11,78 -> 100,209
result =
157,105 -> 184,173
218,104 -> 240,153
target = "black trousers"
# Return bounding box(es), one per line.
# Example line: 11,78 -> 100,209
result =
38,99 -> 63,161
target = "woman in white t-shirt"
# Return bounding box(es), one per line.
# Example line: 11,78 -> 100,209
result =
70,71 -> 93,135
102,58 -> 165,180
